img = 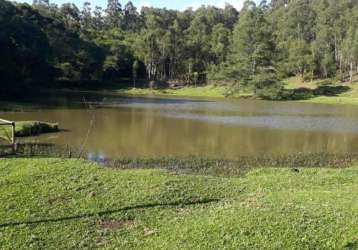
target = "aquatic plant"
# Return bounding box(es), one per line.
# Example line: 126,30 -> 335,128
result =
2,143 -> 356,176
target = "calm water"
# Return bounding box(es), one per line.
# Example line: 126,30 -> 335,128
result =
1,92 -> 358,158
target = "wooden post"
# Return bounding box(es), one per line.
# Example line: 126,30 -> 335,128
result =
11,122 -> 16,154
11,122 -> 15,144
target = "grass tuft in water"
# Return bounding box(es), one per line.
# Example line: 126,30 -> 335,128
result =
107,153 -> 357,176
2,144 -> 357,176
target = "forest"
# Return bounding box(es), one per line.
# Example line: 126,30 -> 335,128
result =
1,0 -> 358,98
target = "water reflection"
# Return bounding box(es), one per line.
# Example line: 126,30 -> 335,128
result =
87,152 -> 106,164
1,94 -> 358,158
162,112 -> 358,134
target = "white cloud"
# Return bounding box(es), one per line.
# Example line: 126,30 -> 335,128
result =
138,0 -> 153,10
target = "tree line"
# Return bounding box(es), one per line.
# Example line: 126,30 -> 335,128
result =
0,0 -> 358,97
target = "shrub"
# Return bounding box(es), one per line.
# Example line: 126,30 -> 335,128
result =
252,69 -> 284,100
16,121 -> 59,137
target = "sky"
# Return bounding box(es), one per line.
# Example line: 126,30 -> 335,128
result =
12,0 -> 262,11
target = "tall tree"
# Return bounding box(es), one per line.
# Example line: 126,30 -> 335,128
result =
32,0 -> 49,8
222,3 -> 239,30
60,3 -> 80,32
105,0 -> 122,28
211,23 -> 231,64
342,6 -> 358,82
122,1 -> 141,31
229,1 -> 282,97
3,0 -> 358,94
80,1 -> 92,31
93,6 -> 104,30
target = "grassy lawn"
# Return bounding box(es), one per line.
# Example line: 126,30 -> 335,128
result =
283,77 -> 327,90
115,85 -> 231,98
114,85 -> 253,99
0,158 -> 357,249
284,76 -> 358,106
114,77 -> 358,106
304,85 -> 358,105
57,76 -> 358,106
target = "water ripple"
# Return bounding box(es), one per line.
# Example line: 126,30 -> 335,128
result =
162,112 -> 358,134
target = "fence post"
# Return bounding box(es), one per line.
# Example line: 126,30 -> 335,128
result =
11,122 -> 16,154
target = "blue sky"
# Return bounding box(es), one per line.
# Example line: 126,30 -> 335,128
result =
12,0 -> 262,11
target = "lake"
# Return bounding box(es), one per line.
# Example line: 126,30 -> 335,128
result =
1,92 -> 358,159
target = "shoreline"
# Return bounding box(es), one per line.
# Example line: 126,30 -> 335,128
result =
55,84 -> 358,106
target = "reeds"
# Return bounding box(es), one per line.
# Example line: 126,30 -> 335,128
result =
2,143 -> 355,177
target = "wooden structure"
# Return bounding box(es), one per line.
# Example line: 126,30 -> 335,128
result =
0,118 -> 16,145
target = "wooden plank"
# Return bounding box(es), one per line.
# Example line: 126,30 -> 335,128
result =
11,123 -> 15,145
0,143 -> 54,148
0,118 -> 13,125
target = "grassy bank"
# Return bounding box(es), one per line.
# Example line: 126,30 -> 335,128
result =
114,84 -> 254,99
304,85 -> 358,105
0,158 -> 357,249
115,85 -> 231,98
0,121 -> 59,142
112,77 -> 358,105
284,77 -> 358,105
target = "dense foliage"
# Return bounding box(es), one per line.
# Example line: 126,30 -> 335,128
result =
1,0 -> 358,97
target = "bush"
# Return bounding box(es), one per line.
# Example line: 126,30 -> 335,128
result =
252,69 -> 284,100
16,121 -> 59,137
280,88 -> 315,100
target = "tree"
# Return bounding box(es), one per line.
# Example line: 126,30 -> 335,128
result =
210,23 -> 230,64
222,3 -> 239,30
0,1 -> 52,87
122,1 -> 141,31
340,5 -> 358,82
186,8 -> 212,81
93,6 -> 104,30
105,0 -> 122,28
60,3 -> 80,32
229,1 -> 282,96
132,60 -> 139,87
80,2 -> 92,31
271,0 -> 289,9
32,0 -> 49,8
342,26 -> 358,82
3,0 -> 358,94
287,39 -> 313,79
252,67 -> 283,99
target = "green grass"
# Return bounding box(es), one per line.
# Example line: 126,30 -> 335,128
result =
108,154 -> 356,176
0,158 -> 357,249
114,77 -> 358,105
114,85 -> 253,99
284,76 -> 358,105
283,77 -> 327,90
59,76 -> 358,105
0,121 -> 59,142
115,85 -> 230,98
304,84 -> 358,105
